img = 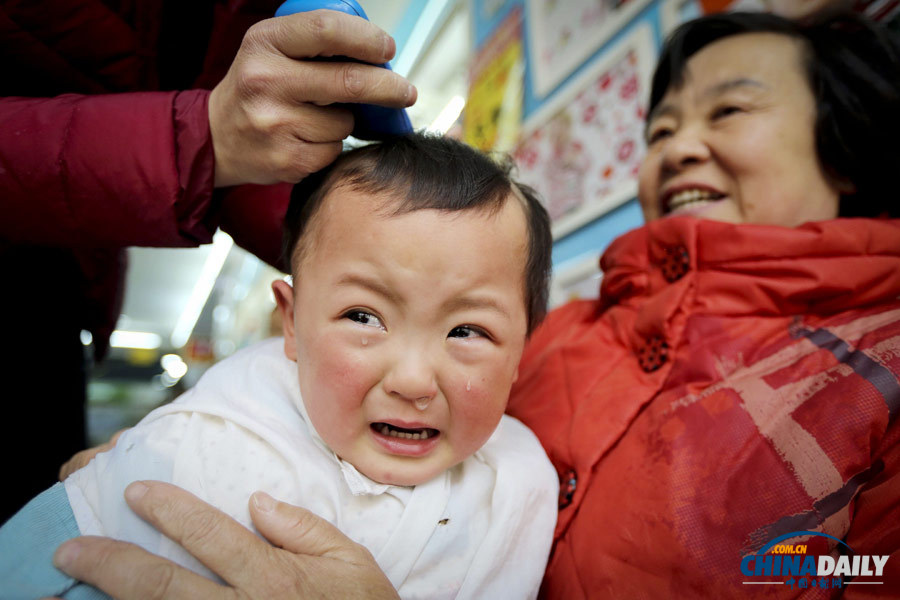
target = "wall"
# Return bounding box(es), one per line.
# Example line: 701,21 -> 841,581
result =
470,0 -> 671,271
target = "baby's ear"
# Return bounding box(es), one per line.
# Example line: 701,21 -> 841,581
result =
271,279 -> 298,361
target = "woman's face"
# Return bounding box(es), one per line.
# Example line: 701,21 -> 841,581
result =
638,32 -> 842,226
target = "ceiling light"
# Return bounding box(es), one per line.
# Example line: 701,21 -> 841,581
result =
428,95 -> 466,134
392,0 -> 456,77
110,330 -> 162,350
170,231 -> 234,348
160,353 -> 182,370
165,360 -> 188,380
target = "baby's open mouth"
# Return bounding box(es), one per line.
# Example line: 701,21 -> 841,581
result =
371,423 -> 439,440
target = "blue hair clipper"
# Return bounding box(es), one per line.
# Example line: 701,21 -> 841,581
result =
275,0 -> 414,139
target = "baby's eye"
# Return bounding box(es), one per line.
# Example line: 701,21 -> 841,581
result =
448,325 -> 487,339
344,310 -> 384,329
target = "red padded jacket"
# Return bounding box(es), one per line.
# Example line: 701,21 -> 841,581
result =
509,217 -> 900,598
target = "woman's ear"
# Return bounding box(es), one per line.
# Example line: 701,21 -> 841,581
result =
828,168 -> 856,195
271,279 -> 298,361
836,178 -> 856,195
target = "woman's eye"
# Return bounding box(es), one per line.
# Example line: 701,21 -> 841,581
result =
647,127 -> 672,144
344,310 -> 384,329
712,105 -> 742,119
448,325 -> 486,339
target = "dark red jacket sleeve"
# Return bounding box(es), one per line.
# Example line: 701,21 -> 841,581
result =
218,182 -> 292,271
1,89 -> 217,248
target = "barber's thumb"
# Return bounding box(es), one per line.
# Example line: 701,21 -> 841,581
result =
250,491 -> 348,558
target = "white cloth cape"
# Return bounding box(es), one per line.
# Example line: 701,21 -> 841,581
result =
65,338 -> 558,599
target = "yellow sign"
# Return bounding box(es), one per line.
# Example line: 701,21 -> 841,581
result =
464,7 -> 523,152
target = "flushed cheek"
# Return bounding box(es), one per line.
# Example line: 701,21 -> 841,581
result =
446,375 -> 508,449
300,340 -> 377,409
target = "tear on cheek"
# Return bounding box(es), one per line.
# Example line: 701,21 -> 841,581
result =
458,376 -> 492,399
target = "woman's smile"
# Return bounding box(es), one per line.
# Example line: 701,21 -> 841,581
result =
638,32 -> 842,227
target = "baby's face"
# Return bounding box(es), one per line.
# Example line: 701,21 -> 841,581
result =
273,185 -> 530,486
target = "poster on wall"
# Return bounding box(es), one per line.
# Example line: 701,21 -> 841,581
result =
513,24 -> 654,239
526,0 -> 652,98
464,6 -> 524,153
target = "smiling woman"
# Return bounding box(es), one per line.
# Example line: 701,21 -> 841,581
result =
639,33 -> 841,225
641,11 -> 900,223
506,12 -> 900,597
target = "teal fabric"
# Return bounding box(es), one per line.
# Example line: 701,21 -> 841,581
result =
0,482 -> 109,600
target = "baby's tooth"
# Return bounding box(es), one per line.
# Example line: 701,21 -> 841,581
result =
377,424 -> 435,440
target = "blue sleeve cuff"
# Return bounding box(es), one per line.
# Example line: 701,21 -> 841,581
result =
0,482 -> 110,600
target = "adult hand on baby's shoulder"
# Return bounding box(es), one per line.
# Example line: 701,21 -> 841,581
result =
52,481 -> 399,599
209,9 -> 417,188
58,428 -> 127,481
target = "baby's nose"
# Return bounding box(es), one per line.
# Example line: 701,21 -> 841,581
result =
382,350 -> 438,404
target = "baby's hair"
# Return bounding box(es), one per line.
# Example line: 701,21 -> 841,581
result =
282,133 -> 552,334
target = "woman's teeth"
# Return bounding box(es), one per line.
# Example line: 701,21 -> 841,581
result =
667,189 -> 724,212
376,423 -> 435,440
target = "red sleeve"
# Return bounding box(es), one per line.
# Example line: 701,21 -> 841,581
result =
0,89 -> 217,248
218,182 -> 292,271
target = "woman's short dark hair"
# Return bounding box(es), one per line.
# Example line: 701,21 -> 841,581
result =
282,133 -> 553,334
650,11 -> 900,218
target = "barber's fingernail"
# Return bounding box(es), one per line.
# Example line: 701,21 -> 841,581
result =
407,84 -> 416,105
252,491 -> 276,513
125,481 -> 149,502
53,539 -> 81,570
383,33 -> 394,59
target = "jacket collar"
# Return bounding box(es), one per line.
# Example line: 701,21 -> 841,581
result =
600,217 -> 900,317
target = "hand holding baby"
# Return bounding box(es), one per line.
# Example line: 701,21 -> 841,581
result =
53,481 -> 399,600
